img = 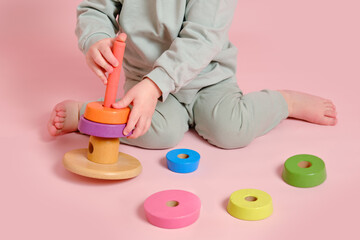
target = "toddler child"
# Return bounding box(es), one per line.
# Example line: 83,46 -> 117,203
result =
48,0 -> 337,149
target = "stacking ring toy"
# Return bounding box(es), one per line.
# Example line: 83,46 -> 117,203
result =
62,34 -> 143,180
144,190 -> 201,229
227,189 -> 273,221
282,154 -> 326,188
84,101 -> 130,124
78,116 -> 132,138
166,149 -> 200,173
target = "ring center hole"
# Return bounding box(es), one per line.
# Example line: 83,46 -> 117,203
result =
88,142 -> 94,154
177,154 -> 189,159
166,200 -> 179,207
245,196 -> 258,202
298,161 -> 312,168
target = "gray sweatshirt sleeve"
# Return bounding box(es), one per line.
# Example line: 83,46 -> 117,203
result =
75,0 -> 121,53
145,0 -> 238,101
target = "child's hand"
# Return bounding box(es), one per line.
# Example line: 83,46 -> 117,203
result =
85,35 -> 126,84
112,78 -> 162,139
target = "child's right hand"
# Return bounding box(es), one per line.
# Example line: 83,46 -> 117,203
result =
85,36 -> 125,84
112,78 -> 162,139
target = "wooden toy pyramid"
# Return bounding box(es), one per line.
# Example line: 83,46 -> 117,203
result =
63,33 -> 142,180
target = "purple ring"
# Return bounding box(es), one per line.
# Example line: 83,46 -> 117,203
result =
78,115 -> 132,138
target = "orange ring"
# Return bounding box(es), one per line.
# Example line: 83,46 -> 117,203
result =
84,101 -> 130,124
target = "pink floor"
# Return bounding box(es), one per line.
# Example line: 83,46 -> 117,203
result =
1,1 -> 359,239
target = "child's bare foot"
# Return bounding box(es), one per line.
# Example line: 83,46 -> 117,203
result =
279,90 -> 337,126
48,100 -> 83,136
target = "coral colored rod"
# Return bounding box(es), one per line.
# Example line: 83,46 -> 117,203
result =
103,33 -> 127,108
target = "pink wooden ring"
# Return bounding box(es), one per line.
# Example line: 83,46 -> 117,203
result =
144,190 -> 201,229
78,116 -> 132,138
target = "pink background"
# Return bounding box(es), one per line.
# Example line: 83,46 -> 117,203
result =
1,0 -> 359,239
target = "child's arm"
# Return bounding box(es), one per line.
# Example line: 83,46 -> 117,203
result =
76,0 -> 121,83
76,0 -> 120,53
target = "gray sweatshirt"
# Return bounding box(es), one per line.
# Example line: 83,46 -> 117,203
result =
76,0 -> 238,104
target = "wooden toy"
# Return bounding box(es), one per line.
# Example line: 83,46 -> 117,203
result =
63,149 -> 141,180
84,101 -> 130,124
104,33 -> 126,108
166,148 -> 200,173
63,33 -> 142,180
78,116 -> 131,138
87,136 -> 120,164
227,189 -> 273,221
144,190 -> 201,229
282,154 -> 326,188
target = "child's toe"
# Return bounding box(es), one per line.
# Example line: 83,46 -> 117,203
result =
324,109 -> 337,118
324,117 -> 337,126
56,111 -> 66,117
55,122 -> 64,129
54,116 -> 65,123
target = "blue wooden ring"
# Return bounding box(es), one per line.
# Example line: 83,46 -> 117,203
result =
78,115 -> 132,138
166,149 -> 200,173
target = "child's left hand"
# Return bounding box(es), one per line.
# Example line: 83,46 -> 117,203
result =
112,78 -> 162,139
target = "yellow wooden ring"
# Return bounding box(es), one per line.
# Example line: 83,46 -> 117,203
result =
227,189 -> 273,221
84,101 -> 130,124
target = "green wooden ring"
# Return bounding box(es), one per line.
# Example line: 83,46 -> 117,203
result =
282,154 -> 326,188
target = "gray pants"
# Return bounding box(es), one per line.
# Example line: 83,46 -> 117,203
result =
80,78 -> 288,149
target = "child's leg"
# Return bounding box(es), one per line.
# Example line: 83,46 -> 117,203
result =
192,79 -> 336,149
